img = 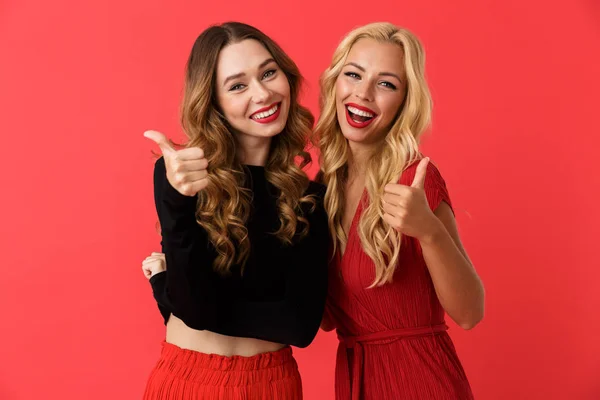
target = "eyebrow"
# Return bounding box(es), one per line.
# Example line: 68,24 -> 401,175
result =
344,62 -> 402,83
223,58 -> 277,86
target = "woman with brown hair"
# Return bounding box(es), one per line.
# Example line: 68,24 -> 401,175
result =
141,22 -> 329,399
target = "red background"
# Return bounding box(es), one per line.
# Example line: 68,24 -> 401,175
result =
1,0 -> 599,399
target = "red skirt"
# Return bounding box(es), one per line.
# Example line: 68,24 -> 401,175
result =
143,342 -> 303,400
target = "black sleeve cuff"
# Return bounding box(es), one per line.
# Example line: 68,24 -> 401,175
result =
149,271 -> 167,302
162,174 -> 197,207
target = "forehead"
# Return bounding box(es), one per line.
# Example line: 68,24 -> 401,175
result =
216,39 -> 273,82
346,38 -> 405,75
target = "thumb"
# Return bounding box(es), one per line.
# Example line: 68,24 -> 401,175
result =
411,157 -> 429,189
144,130 -> 174,154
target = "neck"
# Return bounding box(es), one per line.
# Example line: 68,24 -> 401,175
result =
347,140 -> 378,180
235,135 -> 272,166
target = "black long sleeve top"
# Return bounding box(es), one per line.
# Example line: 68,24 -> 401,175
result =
149,157 -> 330,348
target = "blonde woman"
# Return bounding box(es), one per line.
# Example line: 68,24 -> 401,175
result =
316,23 -> 484,399
142,22 -> 329,399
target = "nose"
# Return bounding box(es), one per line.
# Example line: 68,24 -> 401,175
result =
252,81 -> 272,104
354,80 -> 374,102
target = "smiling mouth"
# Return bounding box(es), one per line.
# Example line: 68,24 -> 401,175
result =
345,104 -> 377,128
250,102 -> 281,121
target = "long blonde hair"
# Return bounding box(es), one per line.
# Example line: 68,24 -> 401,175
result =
314,22 -> 432,286
181,22 -> 315,275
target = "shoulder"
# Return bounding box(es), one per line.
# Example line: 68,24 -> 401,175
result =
398,157 -> 446,187
306,180 -> 327,199
399,157 -> 453,211
305,181 -> 327,215
314,170 -> 325,185
302,180 -> 328,226
300,181 -> 330,246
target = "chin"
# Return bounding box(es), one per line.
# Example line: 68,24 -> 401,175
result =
248,123 -> 285,139
338,122 -> 372,144
262,125 -> 285,138
341,130 -> 371,144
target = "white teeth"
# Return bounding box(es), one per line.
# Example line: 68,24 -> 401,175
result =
347,106 -> 374,118
252,104 -> 278,120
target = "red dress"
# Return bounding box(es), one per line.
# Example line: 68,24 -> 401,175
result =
326,161 -> 474,400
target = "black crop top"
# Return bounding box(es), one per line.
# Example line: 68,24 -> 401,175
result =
149,157 -> 330,348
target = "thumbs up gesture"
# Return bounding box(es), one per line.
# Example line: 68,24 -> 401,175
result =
382,157 -> 439,241
144,130 -> 209,197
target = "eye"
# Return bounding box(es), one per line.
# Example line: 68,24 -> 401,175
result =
344,71 -> 360,79
229,83 -> 246,92
380,81 -> 397,90
262,69 -> 277,79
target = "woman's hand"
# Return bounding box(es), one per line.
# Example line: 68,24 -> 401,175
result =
382,157 -> 442,243
142,252 -> 166,280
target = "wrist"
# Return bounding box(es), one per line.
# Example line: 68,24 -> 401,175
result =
150,270 -> 166,280
419,217 -> 446,246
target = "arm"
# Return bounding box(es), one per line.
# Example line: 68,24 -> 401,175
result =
383,158 -> 484,330
141,252 -> 170,323
420,202 -> 485,330
149,157 -> 219,329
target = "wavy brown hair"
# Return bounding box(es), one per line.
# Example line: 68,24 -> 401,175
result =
314,22 -> 432,287
180,22 -> 315,275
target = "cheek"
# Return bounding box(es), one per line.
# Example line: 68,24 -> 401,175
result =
273,76 -> 291,100
220,96 -> 247,121
335,82 -> 349,117
283,79 -> 291,99
335,79 -> 350,102
379,94 -> 404,121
